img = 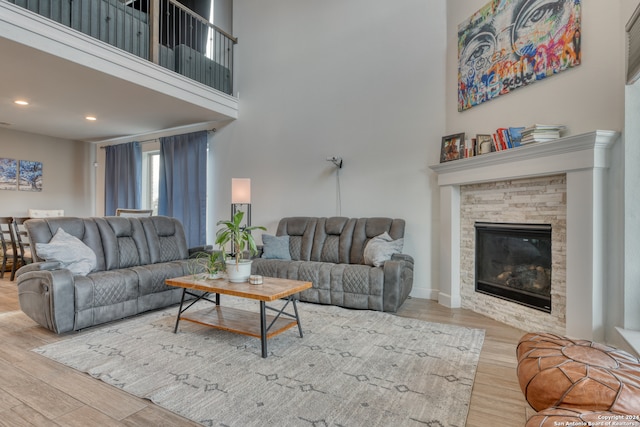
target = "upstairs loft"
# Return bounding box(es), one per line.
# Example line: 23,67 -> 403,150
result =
0,0 -> 238,142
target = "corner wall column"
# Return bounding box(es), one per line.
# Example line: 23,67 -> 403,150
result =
438,184 -> 461,308
565,166 -> 607,342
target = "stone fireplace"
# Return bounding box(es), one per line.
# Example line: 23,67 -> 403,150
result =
430,131 -> 619,341
460,175 -> 565,334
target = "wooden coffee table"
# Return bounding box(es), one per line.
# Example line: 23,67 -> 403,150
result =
166,275 -> 312,358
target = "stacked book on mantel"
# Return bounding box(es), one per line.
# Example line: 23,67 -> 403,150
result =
489,126 -> 526,152
521,124 -> 567,144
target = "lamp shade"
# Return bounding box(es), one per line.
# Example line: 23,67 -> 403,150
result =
231,178 -> 251,204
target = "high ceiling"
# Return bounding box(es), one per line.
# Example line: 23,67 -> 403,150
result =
0,34 -> 235,144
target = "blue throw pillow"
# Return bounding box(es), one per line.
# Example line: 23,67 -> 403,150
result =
261,234 -> 291,260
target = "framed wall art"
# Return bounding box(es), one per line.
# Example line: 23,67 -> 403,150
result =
440,133 -> 465,163
0,158 -> 17,190
458,0 -> 582,111
18,160 -> 43,192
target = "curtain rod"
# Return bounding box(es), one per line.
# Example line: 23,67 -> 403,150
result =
99,128 -> 216,149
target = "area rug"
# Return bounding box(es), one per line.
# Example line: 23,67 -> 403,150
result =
33,297 -> 485,427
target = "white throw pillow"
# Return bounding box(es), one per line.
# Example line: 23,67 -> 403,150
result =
363,232 -> 404,267
36,228 -> 97,276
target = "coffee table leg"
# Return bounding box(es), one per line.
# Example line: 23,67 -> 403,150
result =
292,298 -> 303,338
260,301 -> 267,358
174,288 -> 187,333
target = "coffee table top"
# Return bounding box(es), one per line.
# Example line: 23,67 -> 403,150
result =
166,275 -> 312,302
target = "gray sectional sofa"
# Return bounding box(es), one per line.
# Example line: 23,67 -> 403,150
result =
16,216 -> 201,334
252,217 -> 414,312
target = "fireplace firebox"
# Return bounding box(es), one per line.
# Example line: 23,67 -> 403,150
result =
475,222 -> 552,312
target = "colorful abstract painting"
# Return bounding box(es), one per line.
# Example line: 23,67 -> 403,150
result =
19,160 -> 43,192
0,158 -> 17,190
458,0 -> 581,111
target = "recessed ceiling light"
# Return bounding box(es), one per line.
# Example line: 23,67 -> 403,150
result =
14,100 -> 29,106
85,116 -> 97,121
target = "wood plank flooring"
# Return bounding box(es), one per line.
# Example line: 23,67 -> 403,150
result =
0,277 -> 530,426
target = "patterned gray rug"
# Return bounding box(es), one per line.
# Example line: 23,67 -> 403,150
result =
33,297 -> 485,427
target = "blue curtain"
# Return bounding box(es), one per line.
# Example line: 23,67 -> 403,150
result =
104,142 -> 142,216
158,131 -> 207,247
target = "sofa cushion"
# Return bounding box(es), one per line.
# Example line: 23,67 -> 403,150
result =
350,218 -> 406,265
311,217 -> 355,264
141,217 -> 189,263
96,217 -> 149,270
276,217 -> 318,261
36,228 -> 97,275
74,270 -> 139,330
261,234 -> 291,260
26,218 -> 107,270
363,232 -> 404,267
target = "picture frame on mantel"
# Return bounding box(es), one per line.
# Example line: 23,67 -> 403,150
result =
476,134 -> 493,155
440,133 -> 465,163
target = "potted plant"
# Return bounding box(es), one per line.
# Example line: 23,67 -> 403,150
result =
215,210 -> 266,282
193,250 -> 226,279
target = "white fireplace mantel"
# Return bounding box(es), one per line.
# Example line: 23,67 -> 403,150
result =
429,130 -> 619,341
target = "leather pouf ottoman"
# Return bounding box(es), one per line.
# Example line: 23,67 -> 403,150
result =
526,407 -> 640,427
516,332 -> 640,413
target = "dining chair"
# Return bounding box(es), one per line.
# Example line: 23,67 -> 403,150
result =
0,217 -> 17,280
27,209 -> 64,218
11,217 -> 32,280
115,208 -> 153,217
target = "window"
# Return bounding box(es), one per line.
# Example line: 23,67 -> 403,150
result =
142,150 -> 160,215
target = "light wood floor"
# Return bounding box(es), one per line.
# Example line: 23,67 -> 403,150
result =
0,277 -> 530,426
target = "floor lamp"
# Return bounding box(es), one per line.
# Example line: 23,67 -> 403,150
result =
231,178 -> 251,254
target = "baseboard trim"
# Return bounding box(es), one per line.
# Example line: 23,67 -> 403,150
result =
409,287 -> 439,300
438,292 -> 461,308
615,326 -> 640,357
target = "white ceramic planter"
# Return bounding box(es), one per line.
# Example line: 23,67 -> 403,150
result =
225,259 -> 252,283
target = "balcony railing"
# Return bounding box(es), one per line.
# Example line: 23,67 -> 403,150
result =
8,0 -> 236,95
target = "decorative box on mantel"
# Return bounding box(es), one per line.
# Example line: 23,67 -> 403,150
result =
429,130 -> 620,342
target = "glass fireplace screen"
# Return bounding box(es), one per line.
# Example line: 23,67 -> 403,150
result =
475,222 -> 552,312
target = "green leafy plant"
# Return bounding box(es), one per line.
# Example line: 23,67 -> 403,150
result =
215,210 -> 266,267
193,250 -> 225,277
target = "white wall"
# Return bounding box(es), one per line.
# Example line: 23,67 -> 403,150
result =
0,128 -> 93,217
214,0 -> 233,34
446,1 -> 631,345
211,0 -> 447,299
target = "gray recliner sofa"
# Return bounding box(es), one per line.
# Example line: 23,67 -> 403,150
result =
16,216 -> 200,334
251,217 -> 414,312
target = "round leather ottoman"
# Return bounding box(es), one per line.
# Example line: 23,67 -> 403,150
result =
516,332 -> 640,413
527,407 -> 640,427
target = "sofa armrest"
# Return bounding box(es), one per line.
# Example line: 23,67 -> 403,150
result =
15,261 -> 63,277
391,253 -> 414,264
382,254 -> 414,312
16,269 -> 76,334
